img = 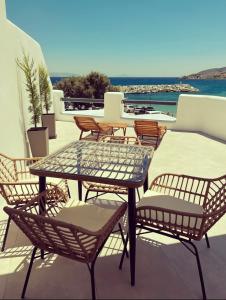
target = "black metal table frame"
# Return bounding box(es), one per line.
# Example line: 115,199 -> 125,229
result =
34,141 -> 152,286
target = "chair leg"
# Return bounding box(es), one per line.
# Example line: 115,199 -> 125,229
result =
118,223 -> 129,258
136,188 -> 141,201
84,190 -> 89,202
189,241 -> 207,300
21,247 -> 38,298
79,131 -> 83,140
67,185 -> 71,198
1,216 -> 11,252
119,234 -> 129,270
205,233 -> 210,248
89,263 -> 96,300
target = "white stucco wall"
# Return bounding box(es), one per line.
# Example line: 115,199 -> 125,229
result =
53,90 -> 176,128
0,0 -> 51,157
174,94 -> 226,141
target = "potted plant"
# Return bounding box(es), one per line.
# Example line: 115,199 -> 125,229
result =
39,65 -> 56,139
16,52 -> 49,157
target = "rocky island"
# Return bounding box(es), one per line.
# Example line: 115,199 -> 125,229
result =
182,67 -> 226,79
119,84 -> 199,94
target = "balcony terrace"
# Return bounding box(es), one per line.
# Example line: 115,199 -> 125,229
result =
0,119 -> 226,299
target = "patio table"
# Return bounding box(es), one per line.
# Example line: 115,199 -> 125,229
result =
29,140 -> 154,286
98,121 -> 128,136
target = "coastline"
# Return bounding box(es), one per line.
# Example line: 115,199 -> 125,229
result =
119,83 -> 199,94
51,77 -> 226,117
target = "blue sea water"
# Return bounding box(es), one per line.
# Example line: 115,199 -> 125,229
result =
51,77 -> 226,116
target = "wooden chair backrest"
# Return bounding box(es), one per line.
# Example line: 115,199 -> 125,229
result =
134,120 -> 159,137
203,175 -> 226,233
4,193 -> 100,263
0,153 -> 17,182
74,116 -> 99,132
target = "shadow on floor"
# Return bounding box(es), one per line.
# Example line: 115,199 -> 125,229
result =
1,227 -> 226,299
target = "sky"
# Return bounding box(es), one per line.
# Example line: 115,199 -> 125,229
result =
6,0 -> 226,77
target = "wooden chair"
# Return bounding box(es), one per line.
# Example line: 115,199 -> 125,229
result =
0,153 -> 69,251
74,116 -> 113,141
134,120 -> 167,149
4,188 -> 127,299
83,136 -> 141,202
120,173 -> 226,299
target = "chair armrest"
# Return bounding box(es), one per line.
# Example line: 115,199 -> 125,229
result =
0,181 -> 67,206
150,173 -> 210,205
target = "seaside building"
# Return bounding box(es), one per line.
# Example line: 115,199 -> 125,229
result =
0,0 -> 49,157
1,0 -> 226,299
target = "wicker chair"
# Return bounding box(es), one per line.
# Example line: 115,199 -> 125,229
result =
134,120 -> 166,149
83,136 -> 141,202
74,116 -> 113,141
4,188 -> 127,300
0,152 -> 69,251
120,173 -> 226,299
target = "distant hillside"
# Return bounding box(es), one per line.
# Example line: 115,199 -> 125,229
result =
182,67 -> 226,79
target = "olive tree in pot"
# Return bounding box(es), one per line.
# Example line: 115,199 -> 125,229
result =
39,65 -> 56,139
16,53 -> 49,157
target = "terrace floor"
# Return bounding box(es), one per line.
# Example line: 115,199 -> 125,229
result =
1,121 -> 226,299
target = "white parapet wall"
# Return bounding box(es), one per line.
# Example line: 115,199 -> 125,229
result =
0,0 -> 51,157
53,90 -> 176,128
174,94 -> 226,141
103,92 -> 124,122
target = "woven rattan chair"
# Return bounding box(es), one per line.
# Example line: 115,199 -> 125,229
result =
83,136 -> 141,202
134,120 -> 166,149
120,173 -> 226,299
74,116 -> 113,141
0,152 -> 69,251
4,188 -> 127,300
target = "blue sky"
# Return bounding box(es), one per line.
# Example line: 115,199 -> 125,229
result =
6,0 -> 226,76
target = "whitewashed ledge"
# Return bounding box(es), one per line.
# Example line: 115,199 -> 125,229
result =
62,109 -> 176,126
53,90 -> 176,128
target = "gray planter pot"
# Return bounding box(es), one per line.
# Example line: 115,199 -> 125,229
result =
27,127 -> 49,157
41,113 -> 56,139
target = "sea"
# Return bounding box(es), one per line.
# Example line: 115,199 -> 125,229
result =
50,77 -> 226,116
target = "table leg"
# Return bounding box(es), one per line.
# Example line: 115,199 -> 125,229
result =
123,127 -> 127,136
128,188 -> 136,286
39,176 -> 46,213
143,174 -> 149,193
39,176 -> 46,259
39,176 -> 46,193
78,181 -> 82,201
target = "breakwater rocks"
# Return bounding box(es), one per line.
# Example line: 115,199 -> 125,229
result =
119,84 -> 199,94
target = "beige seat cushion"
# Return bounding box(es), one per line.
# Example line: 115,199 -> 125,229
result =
55,200 -> 118,232
20,177 -> 64,186
137,190 -> 203,229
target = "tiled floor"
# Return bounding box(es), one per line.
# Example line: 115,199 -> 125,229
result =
1,121 -> 226,299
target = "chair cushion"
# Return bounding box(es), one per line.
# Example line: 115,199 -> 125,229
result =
137,190 -> 203,229
20,177 -> 63,186
55,200 -> 119,232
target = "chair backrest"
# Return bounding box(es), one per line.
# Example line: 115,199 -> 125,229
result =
74,116 -> 99,132
4,190 -> 102,263
0,153 -> 17,182
134,120 -> 159,137
203,175 -> 226,233
0,153 -> 41,205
